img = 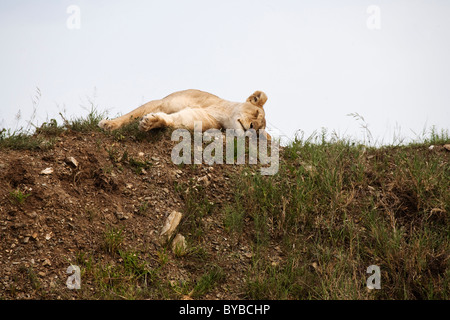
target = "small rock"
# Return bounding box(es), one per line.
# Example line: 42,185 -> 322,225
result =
22,237 -> 30,244
429,145 -> 435,150
115,211 -> 129,220
42,259 -> 51,267
197,175 -> 210,186
12,222 -> 26,230
138,152 -> 145,157
444,144 -> 450,151
65,157 -> 79,167
160,211 -> 183,244
40,167 -> 54,175
38,271 -> 46,277
171,233 -> 187,255
26,211 -> 38,218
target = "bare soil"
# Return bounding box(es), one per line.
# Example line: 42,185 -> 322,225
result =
0,129 -> 264,299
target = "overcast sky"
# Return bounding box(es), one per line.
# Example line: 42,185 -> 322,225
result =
0,0 -> 449,145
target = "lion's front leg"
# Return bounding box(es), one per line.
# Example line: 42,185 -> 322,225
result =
138,112 -> 174,131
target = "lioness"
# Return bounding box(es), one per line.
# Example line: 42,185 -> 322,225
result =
98,89 -> 271,139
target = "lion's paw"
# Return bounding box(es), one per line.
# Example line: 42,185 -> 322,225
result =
98,119 -> 121,131
139,113 -> 167,131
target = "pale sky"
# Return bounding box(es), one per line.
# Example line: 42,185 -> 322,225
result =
1,0 -> 449,145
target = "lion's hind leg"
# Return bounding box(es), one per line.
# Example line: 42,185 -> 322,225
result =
99,99 -> 164,131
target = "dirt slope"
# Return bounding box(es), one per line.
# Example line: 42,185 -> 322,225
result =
0,129 -> 259,299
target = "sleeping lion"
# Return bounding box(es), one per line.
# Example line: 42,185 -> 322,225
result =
98,89 -> 271,139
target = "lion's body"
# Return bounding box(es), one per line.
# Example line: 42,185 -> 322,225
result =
98,89 -> 270,138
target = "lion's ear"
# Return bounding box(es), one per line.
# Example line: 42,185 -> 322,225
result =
247,91 -> 268,108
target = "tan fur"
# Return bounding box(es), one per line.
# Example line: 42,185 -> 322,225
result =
98,89 -> 271,139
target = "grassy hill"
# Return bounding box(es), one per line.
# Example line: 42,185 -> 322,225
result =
0,111 -> 448,300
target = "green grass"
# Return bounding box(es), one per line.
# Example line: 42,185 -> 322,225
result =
236,129 -> 449,300
137,201 -> 150,216
64,105 -> 107,133
19,266 -> 41,291
109,120 -> 148,142
74,236 -> 167,299
0,128 -> 54,150
102,226 -> 124,255
120,150 -> 153,174
74,250 -> 160,299
223,202 -> 245,234
0,102 -> 107,150
34,118 -> 66,137
175,180 -> 215,242
191,265 -> 225,298
9,189 -> 31,205
105,147 -> 153,175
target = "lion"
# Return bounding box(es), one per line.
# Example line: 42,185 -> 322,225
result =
98,89 -> 271,139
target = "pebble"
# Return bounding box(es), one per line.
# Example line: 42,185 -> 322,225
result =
115,211 -> 129,220
42,258 -> 51,267
40,167 -> 54,175
27,211 -> 38,218
65,156 -> 79,167
171,233 -> 187,255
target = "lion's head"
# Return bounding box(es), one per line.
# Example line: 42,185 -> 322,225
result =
236,91 -> 268,131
